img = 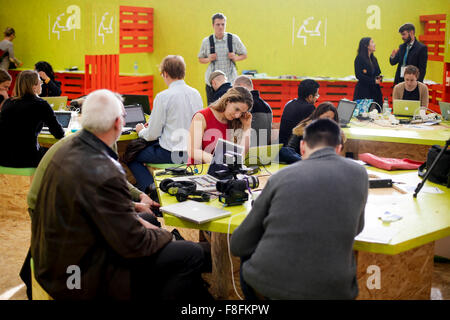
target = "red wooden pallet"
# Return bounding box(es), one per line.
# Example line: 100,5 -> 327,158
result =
119,6 -> 154,54
419,14 -> 446,62
84,54 -> 119,94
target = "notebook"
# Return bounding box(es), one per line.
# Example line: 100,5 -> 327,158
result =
42,96 -> 69,111
41,111 -> 72,135
160,200 -> 231,224
393,99 -> 420,117
439,101 -> 450,121
170,138 -> 244,192
337,99 -> 357,127
245,144 -> 282,166
122,104 -> 147,132
123,94 -> 151,115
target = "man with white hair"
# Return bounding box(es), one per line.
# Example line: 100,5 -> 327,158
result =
31,89 -> 210,300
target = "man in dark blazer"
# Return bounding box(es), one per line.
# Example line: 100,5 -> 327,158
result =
389,23 -> 428,84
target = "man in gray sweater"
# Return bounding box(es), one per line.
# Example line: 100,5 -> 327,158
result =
231,118 -> 368,299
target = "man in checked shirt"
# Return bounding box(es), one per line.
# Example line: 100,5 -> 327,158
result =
198,13 -> 248,105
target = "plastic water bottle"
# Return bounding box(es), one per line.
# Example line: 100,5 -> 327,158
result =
133,61 -> 138,74
382,98 -> 390,115
70,112 -> 81,132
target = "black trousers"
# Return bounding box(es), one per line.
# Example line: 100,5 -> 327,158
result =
205,84 -> 215,106
130,240 -> 211,300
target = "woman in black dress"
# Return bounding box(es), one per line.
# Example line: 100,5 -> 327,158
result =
353,37 -> 383,108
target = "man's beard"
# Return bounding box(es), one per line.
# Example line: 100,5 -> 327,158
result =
404,35 -> 412,43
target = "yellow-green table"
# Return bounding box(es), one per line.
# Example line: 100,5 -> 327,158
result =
342,120 -> 450,161
155,163 -> 450,300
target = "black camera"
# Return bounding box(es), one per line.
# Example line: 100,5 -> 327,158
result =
216,176 -> 259,206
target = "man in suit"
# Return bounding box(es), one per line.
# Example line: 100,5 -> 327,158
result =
389,23 -> 428,85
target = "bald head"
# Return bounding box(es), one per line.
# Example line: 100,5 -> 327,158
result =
233,75 -> 253,91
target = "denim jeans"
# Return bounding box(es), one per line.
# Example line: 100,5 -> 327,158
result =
127,141 -> 186,192
279,146 -> 302,164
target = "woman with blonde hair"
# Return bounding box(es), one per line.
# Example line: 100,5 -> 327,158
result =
188,86 -> 253,164
0,70 -> 64,167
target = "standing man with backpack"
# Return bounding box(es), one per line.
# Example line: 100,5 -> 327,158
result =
198,13 -> 247,105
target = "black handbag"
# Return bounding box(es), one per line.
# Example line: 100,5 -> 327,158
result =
418,144 -> 450,187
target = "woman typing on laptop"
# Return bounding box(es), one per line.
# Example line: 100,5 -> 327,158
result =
392,65 -> 429,108
188,87 -> 253,164
0,70 -> 64,167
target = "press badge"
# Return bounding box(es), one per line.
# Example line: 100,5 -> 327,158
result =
400,66 -> 406,78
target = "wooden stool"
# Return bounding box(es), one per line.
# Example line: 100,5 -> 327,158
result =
30,258 -> 53,300
0,166 -> 35,220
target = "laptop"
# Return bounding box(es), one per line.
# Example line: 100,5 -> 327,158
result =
160,200 -> 231,224
41,111 -> 72,135
245,144 -> 282,166
169,138 -> 244,192
337,99 -> 357,128
123,95 -> 151,115
42,96 -> 69,111
393,99 -> 420,117
439,101 -> 450,121
122,104 -> 147,132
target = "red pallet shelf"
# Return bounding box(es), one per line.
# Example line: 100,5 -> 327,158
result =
119,6 -> 154,54
419,14 -> 446,62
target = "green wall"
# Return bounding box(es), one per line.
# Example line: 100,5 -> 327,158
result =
1,0 -> 448,104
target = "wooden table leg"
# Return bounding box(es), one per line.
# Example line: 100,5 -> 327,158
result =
209,232 -> 243,300
356,242 -> 435,299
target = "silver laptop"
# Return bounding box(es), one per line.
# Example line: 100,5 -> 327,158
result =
122,104 -> 147,132
337,99 -> 357,127
41,111 -> 72,135
393,99 -> 420,117
245,144 -> 282,166
170,138 -> 244,192
42,96 -> 69,111
439,101 -> 450,121
160,200 -> 231,224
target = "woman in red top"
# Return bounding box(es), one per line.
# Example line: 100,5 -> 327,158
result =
188,87 -> 253,164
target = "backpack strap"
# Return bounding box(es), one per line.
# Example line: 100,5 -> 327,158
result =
227,33 -> 233,53
209,35 -> 215,54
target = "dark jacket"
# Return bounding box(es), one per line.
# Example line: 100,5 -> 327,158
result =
353,55 -> 383,106
31,129 -> 173,299
39,78 -> 62,97
389,40 -> 428,84
250,90 -> 272,146
211,82 -> 232,102
231,147 -> 368,299
279,98 -> 315,146
0,94 -> 64,167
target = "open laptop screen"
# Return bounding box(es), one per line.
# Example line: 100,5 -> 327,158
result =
337,99 -> 357,125
54,111 -> 72,128
208,138 -> 244,179
123,95 -> 151,115
124,105 -> 146,126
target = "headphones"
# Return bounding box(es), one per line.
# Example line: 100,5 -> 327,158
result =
159,179 -> 211,202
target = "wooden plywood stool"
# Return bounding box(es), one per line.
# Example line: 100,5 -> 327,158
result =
0,166 -> 35,221
30,258 -> 53,300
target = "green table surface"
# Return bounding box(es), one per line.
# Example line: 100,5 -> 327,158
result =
156,163 -> 450,255
343,120 -> 450,146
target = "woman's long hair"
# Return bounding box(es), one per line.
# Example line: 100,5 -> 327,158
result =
12,70 -> 39,99
210,86 -> 253,131
35,61 -> 56,81
356,37 -> 375,68
293,102 -> 338,136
